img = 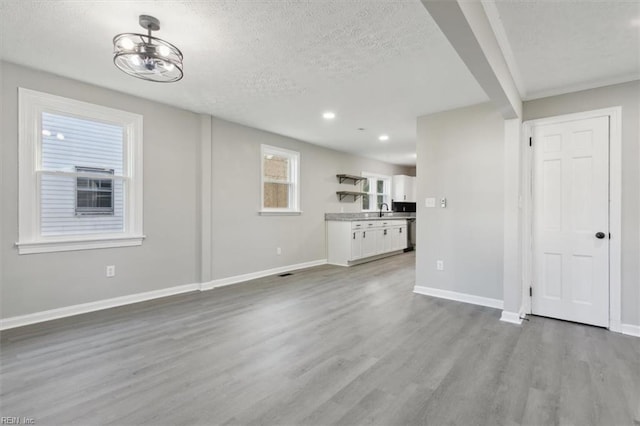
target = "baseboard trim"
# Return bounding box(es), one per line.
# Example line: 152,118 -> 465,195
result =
620,323 -> 640,338
0,260 -> 329,331
200,259 -> 328,291
413,285 -> 504,310
0,283 -> 200,331
500,310 -> 523,325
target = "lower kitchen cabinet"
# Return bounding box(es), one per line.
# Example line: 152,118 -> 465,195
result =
327,219 -> 407,266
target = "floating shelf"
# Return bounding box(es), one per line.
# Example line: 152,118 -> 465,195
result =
337,191 -> 367,201
336,174 -> 366,185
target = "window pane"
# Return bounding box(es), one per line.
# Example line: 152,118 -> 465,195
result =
362,194 -> 369,210
376,179 -> 384,194
41,112 -> 124,174
263,155 -> 289,182
362,179 -> 370,193
264,183 -> 290,208
40,175 -> 123,236
377,195 -> 384,207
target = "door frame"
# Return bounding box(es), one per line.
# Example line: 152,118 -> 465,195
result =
521,107 -> 622,331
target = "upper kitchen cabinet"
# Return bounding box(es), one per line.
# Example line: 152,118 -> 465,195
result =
392,175 -> 416,202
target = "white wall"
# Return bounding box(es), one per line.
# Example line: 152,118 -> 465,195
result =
209,118 -> 410,280
523,80 -> 640,327
415,103 -> 505,301
1,61 -> 201,319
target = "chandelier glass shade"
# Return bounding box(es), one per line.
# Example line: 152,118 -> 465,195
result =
113,15 -> 183,83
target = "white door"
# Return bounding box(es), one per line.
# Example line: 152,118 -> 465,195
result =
532,116 -> 609,327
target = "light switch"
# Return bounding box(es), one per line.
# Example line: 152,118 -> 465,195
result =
425,197 -> 436,208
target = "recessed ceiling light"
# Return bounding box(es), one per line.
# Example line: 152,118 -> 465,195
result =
56,133 -> 65,140
378,134 -> 389,141
41,129 -> 51,137
322,111 -> 336,120
411,153 -> 417,158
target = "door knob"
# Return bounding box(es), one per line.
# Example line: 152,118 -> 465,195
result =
595,232 -> 606,239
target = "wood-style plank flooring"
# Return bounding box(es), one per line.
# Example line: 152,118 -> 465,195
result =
1,252 -> 639,425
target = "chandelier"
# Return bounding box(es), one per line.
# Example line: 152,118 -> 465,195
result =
113,15 -> 183,83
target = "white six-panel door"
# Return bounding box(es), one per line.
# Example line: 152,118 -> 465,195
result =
532,116 -> 609,327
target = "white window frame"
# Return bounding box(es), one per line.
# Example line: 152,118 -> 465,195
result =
259,144 -> 301,215
361,172 -> 391,212
16,88 -> 144,254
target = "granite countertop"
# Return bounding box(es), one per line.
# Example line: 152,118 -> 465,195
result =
325,212 -> 415,221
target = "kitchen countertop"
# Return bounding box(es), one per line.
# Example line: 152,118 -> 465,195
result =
325,212 -> 415,221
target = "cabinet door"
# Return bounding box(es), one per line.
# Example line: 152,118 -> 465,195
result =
351,230 -> 363,260
382,228 -> 393,252
361,229 -> 377,258
391,226 -> 408,251
392,175 -> 406,201
405,177 -> 417,202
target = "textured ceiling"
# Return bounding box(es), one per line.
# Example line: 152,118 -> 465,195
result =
0,0 -> 489,166
493,0 -> 640,99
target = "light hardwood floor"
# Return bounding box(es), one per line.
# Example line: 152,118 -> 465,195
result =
1,252 -> 639,425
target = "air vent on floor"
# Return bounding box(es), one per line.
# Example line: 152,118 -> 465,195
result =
279,273 -> 293,277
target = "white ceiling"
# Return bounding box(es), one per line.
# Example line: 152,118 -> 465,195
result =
1,2 -> 638,166
0,0 -> 488,166
491,0 -> 640,100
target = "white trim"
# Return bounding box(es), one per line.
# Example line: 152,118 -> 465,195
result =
413,285 -> 504,310
500,311 -> 523,325
16,235 -> 145,254
260,144 -> 301,213
620,324 -> 640,338
524,73 -> 640,101
0,283 -> 200,330
17,88 -> 144,254
522,107 -> 622,332
200,115 -> 213,283
200,259 -> 327,291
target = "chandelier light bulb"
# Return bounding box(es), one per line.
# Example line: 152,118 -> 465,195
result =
120,38 -> 135,50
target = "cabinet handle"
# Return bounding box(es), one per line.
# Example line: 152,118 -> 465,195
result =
353,232 -> 355,240
399,228 -> 402,234
363,232 -> 366,238
404,195 -> 406,200
384,229 -> 387,235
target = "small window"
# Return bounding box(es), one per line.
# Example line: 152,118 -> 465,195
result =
260,145 -> 300,214
75,167 -> 115,216
361,172 -> 391,211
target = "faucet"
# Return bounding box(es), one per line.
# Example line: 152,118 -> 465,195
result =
379,202 -> 389,217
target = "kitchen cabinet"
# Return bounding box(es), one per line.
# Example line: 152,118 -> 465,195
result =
327,219 -> 408,266
392,175 -> 416,202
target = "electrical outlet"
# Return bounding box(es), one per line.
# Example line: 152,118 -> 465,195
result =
106,265 -> 116,278
436,260 -> 444,271
276,247 -> 282,255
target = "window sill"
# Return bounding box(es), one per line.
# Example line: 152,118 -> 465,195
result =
16,235 -> 146,254
258,210 -> 303,216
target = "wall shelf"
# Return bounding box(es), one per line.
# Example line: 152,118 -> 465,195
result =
336,174 -> 366,185
337,191 -> 367,201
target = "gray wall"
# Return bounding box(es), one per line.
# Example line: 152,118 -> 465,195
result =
0,62 -> 410,319
1,61 -> 201,318
524,80 -> 640,326
210,118 -> 410,280
415,103 -> 505,300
